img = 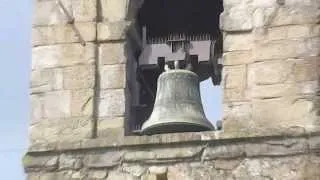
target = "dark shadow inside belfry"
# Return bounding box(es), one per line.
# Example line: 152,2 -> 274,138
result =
124,0 -> 224,134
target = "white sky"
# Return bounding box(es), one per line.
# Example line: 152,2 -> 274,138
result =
0,0 -> 32,179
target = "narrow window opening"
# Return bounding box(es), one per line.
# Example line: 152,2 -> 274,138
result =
200,79 -> 223,130
127,0 -> 224,134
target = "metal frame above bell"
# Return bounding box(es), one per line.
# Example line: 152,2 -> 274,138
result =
141,69 -> 214,135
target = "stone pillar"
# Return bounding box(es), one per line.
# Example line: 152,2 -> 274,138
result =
30,0 -> 98,144
221,0 -> 320,135
30,0 -> 136,144
96,0 -> 131,138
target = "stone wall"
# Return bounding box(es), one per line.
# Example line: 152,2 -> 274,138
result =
30,0 -> 133,144
26,0 -> 320,179
24,132 -> 320,179
221,0 -> 320,135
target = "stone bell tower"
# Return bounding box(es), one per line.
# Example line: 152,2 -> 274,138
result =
24,0 -> 320,179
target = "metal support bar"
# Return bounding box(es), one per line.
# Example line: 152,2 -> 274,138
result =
56,0 -> 86,46
136,69 -> 155,100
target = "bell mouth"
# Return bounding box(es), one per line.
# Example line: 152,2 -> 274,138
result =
142,121 -> 214,135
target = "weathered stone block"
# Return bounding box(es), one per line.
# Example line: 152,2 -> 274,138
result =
269,6 -> 320,26
124,146 -> 204,162
71,89 -> 94,116
267,26 -> 288,41
167,164 -> 197,180
26,173 -> 40,180
295,81 -> 319,95
248,84 -> 294,99
63,65 -> 95,90
99,43 -> 126,65
30,95 -> 43,123
224,88 -> 247,102
303,155 -> 320,179
97,127 -> 125,139
306,37 -> 320,57
107,171 -> 139,180
252,98 -> 316,131
141,174 -> 157,180
253,39 -> 308,60
31,68 -> 63,93
252,27 -> 269,43
88,170 -> 108,179
101,0 -> 129,22
71,0 -> 97,21
32,43 -> 96,70
23,155 -> 58,172
311,24 -> 320,37
98,117 -> 125,130
149,166 -> 168,175
43,91 -> 71,119
223,102 -> 253,133
100,64 -> 126,89
39,171 -> 75,180
223,102 -> 252,121
58,116 -> 93,138
97,117 -> 125,139
124,151 -> 156,162
223,65 -> 247,89
248,61 -> 293,85
203,144 -> 245,160
97,21 -> 131,41
291,59 -> 319,82
251,0 -> 277,7
223,50 -> 253,65
223,65 -> 247,102
231,157 -> 311,179
309,136 -> 320,152
33,0 -> 97,26
98,89 -> 126,117
220,6 -> 253,32
214,160 -> 241,170
59,154 -> 83,170
153,146 -> 204,160
30,116 -> 92,144
245,138 -> 308,157
224,33 -> 253,51
223,0 -> 244,7
32,22 -> 96,46
252,7 -> 277,28
57,140 -> 82,151
83,151 -> 124,168
287,25 -> 314,39
122,165 -> 147,177
267,25 -> 318,41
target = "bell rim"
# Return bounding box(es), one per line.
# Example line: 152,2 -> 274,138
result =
141,121 -> 214,135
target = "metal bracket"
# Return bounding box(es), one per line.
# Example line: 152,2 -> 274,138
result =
56,0 -> 86,46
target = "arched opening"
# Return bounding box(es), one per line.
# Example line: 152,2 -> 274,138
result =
126,0 -> 224,134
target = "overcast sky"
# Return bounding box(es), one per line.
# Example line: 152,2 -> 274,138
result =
0,0 -> 31,179
0,1 -> 221,179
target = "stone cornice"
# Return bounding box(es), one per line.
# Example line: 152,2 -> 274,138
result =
27,130 -> 320,153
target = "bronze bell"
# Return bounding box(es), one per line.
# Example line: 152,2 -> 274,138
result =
141,69 -> 214,135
